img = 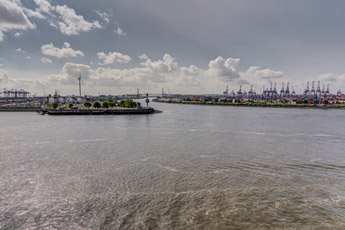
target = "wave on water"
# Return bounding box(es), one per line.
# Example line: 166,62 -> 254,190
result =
68,139 -> 106,143
200,155 -> 216,158
35,141 -> 51,144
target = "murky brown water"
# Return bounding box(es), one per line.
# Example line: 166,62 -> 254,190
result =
1,102 -> 345,229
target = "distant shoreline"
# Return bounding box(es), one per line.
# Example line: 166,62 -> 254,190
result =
153,99 -> 345,109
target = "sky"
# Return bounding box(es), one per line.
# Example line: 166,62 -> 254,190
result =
1,0 -> 345,96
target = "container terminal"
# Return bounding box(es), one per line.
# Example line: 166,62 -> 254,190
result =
155,81 -> 345,106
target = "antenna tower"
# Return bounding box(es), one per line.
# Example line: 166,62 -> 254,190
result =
78,73 -> 82,97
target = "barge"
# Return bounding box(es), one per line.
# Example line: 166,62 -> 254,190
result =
0,106 -> 41,112
41,107 -> 157,115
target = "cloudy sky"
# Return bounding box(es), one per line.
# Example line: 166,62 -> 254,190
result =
1,0 -> 345,96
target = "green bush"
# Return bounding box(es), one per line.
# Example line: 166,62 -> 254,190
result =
52,102 -> 58,109
93,101 -> 101,108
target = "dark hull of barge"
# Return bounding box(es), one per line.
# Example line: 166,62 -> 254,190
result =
43,108 -> 156,115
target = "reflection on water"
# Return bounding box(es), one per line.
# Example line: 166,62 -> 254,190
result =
1,103 -> 345,229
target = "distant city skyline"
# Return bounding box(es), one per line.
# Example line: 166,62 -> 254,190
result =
1,0 -> 345,95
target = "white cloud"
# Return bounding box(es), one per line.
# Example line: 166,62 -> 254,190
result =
49,22 -> 58,29
97,51 -> 131,65
55,5 -> 102,36
181,65 -> 200,76
206,56 -> 240,82
37,54 -> 285,95
24,7 -> 45,19
318,73 -> 345,82
242,66 -> 284,80
92,67 -> 150,87
91,55 -> 201,88
0,0 -> 34,27
62,62 -> 92,80
3,76 -> 43,93
47,62 -> 93,85
33,0 -> 52,14
47,54 -> 179,89
0,0 -> 36,41
139,54 -> 148,60
177,65 -> 201,87
26,56 -> 31,59
16,48 -> 25,53
115,27 -> 126,36
41,57 -> 52,63
14,32 -> 22,37
96,11 -> 110,23
41,42 -> 84,58
142,53 -> 178,73
93,54 -> 180,85
31,1 -> 103,36
0,0 -> 104,41
205,56 -> 284,87
177,75 -> 201,87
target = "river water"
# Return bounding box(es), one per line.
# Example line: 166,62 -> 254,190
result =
1,102 -> 345,229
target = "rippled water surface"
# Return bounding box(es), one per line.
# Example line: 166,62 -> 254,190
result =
1,102 -> 345,229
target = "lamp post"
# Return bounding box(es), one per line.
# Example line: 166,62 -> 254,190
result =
145,93 -> 150,107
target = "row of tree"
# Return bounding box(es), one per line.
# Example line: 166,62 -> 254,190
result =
50,99 -> 140,109
84,100 -> 140,109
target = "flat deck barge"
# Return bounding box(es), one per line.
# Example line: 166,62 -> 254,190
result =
0,106 -> 40,112
42,108 -> 156,115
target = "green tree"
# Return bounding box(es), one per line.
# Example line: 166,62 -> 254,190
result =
108,101 -> 115,107
84,102 -> 92,108
93,101 -> 101,108
68,103 -> 73,109
119,100 -> 125,107
102,101 -> 109,108
124,100 -> 137,108
52,102 -> 58,109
